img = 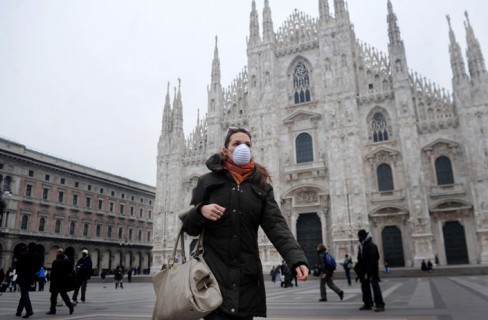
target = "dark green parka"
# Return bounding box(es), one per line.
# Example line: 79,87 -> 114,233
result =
183,154 -> 309,318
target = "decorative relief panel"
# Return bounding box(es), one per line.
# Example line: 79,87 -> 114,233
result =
295,190 -> 318,205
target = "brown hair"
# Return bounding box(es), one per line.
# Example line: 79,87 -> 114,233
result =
224,127 -> 251,148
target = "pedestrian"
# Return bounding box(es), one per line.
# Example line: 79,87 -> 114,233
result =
9,267 -> 17,292
280,260 -> 292,288
182,127 -> 309,319
15,242 -> 42,318
273,265 -> 281,285
0,268 -> 4,285
114,266 -> 124,289
36,266 -> 46,291
427,260 -> 433,272
317,244 -> 344,302
127,267 -> 132,283
357,229 -> 385,312
384,260 -> 390,273
46,248 -> 74,315
269,266 -> 276,282
71,249 -> 92,305
342,254 -> 353,286
100,270 -> 107,283
421,259 -> 428,271
435,254 -> 440,266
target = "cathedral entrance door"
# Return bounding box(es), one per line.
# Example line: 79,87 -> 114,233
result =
297,213 -> 322,267
382,225 -> 405,267
443,220 -> 469,265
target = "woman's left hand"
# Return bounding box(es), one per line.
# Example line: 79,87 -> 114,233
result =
295,265 -> 309,281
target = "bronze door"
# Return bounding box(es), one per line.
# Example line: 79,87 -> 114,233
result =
382,225 -> 405,267
443,221 -> 469,265
297,213 -> 323,267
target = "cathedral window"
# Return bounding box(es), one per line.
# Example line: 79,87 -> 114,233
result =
251,75 -> 257,87
372,112 -> 389,142
377,163 -> 394,191
325,58 -> 331,71
107,226 -> 112,238
435,156 -> 454,185
96,224 -> 101,237
293,62 -> 311,104
395,59 -> 403,72
118,227 -> 123,240
296,133 -> 314,163
83,223 -> 89,236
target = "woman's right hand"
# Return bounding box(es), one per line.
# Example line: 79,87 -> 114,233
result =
200,204 -> 227,221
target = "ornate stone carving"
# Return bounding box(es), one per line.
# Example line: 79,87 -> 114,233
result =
295,191 -> 318,204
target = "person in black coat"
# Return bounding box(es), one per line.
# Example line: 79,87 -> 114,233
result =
46,249 -> 74,315
183,127 -> 309,319
71,249 -> 92,304
356,229 -> 385,312
15,242 -> 42,318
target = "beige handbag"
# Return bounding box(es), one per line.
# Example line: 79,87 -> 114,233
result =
152,225 -> 222,320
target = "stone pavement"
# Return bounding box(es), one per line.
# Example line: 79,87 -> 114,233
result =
0,275 -> 487,320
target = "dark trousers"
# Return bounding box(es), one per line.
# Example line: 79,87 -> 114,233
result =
319,272 -> 342,299
361,277 -> 385,308
16,284 -> 33,315
344,268 -> 352,285
72,280 -> 87,301
38,279 -> 45,291
204,311 -> 252,320
50,288 -> 72,312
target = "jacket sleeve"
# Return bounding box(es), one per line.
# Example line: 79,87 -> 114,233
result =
182,176 -> 209,236
260,187 -> 309,271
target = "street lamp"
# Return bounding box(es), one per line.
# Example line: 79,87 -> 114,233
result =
118,239 -> 132,269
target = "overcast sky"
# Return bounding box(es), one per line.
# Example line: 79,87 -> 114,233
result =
1,0 -> 487,187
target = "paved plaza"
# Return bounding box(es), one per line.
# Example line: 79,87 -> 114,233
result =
0,275 -> 487,320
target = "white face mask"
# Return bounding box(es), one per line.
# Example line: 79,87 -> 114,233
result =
232,144 -> 251,166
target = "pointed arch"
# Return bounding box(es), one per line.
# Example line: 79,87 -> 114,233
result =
367,106 -> 392,142
287,56 -> 313,104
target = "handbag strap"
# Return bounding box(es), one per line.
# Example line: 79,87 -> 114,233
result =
169,225 -> 205,268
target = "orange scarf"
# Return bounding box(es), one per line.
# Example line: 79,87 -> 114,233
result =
224,160 -> 255,185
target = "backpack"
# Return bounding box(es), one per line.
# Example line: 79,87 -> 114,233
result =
325,253 -> 336,271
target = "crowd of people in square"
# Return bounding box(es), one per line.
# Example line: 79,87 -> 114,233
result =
0,243 -> 140,318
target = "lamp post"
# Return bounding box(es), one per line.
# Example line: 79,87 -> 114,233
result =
119,239 -> 132,270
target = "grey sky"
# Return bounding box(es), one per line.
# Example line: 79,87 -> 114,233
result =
1,0 -> 487,187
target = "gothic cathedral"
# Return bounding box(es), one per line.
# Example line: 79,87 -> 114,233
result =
151,0 -> 488,273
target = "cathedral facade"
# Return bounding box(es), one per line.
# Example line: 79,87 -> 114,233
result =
152,0 -> 488,272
